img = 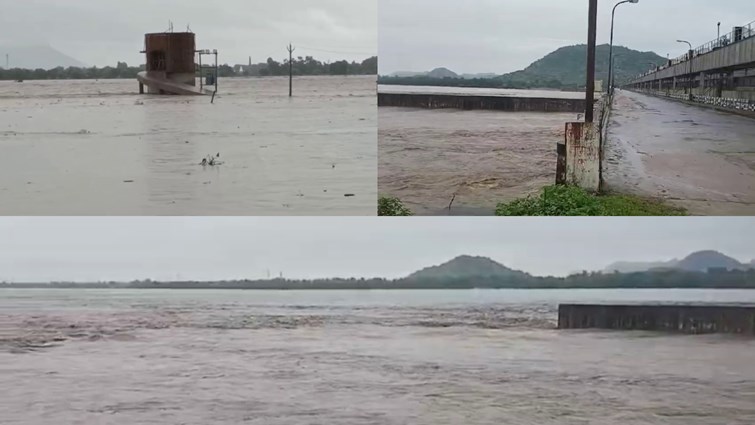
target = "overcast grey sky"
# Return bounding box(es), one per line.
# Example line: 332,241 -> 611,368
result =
379,0 -> 755,74
0,0 -> 377,67
0,217 -> 752,283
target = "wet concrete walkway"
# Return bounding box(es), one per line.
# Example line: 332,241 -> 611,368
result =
605,90 -> 755,215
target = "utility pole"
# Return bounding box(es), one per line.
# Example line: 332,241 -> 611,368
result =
585,0 -> 598,123
287,43 -> 295,97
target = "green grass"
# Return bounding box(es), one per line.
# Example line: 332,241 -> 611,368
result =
378,196 -> 414,216
495,185 -> 687,216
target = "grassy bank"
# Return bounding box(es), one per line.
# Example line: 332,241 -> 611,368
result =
378,196 -> 414,216
495,185 -> 687,216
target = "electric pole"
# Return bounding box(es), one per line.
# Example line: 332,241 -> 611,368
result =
287,43 -> 295,97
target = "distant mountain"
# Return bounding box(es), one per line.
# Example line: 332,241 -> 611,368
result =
390,71 -> 427,78
460,73 -> 497,79
604,251 -> 753,274
389,67 -> 461,79
604,260 -> 678,274
500,44 -> 666,87
426,67 -> 458,79
380,44 -> 667,90
407,255 -> 529,280
0,44 -> 86,70
675,251 -> 748,272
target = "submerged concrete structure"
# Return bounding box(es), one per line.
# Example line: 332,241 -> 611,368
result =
137,32 -> 217,96
559,304 -> 755,335
377,92 -> 587,112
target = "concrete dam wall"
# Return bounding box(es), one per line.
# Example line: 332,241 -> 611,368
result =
378,92 -> 587,113
558,304 -> 755,335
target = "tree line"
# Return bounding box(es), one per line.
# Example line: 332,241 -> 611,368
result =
3,268 -> 755,290
0,56 -> 378,81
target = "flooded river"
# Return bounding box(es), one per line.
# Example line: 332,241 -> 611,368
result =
0,76 -> 377,215
379,107 -> 574,215
2,288 -> 754,425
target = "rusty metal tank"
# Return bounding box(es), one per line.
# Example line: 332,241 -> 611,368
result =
143,32 -> 196,88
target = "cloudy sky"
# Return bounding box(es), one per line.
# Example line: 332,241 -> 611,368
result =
0,0 -> 377,67
379,0 -> 755,74
0,217 -> 752,282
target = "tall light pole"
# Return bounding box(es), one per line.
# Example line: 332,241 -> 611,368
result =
607,0 -> 639,97
677,39 -> 693,97
585,0 -> 598,123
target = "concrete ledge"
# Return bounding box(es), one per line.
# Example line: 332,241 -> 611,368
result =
377,92 -> 586,112
558,304 -> 755,334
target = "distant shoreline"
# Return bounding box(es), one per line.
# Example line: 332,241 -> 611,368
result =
3,284 -> 755,291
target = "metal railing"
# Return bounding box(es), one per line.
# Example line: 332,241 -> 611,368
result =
630,20 -> 755,81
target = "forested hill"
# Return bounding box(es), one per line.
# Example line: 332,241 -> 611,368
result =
505,44 -> 667,87
4,255 -> 755,290
378,44 -> 667,90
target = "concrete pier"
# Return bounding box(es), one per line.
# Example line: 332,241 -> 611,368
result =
558,304 -> 755,335
378,92 -> 587,112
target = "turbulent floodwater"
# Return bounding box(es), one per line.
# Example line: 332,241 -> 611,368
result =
379,108 -> 575,215
2,288 -> 754,425
605,90 -> 755,216
0,76 -> 377,215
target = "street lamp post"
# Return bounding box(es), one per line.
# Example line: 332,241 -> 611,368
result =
608,0 -> 639,97
677,39 -> 693,98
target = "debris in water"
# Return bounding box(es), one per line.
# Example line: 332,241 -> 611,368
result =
344,194 -> 355,197
200,153 -> 224,167
77,129 -> 91,135
123,180 -> 134,183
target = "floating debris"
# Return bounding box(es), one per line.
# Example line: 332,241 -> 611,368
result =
344,194 -> 356,197
123,180 -> 135,183
200,153 -> 224,167
77,129 -> 91,135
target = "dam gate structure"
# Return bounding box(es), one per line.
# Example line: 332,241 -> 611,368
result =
137,31 -> 218,96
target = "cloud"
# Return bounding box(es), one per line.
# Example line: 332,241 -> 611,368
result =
379,0 -> 755,74
0,217 -> 752,282
0,0 -> 377,66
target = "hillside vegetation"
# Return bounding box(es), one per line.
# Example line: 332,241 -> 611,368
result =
379,44 -> 667,90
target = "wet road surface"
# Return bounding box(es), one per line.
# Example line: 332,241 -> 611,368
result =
604,90 -> 755,215
2,288 -> 755,425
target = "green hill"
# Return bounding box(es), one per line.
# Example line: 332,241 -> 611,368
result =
500,44 -> 667,88
406,255 -> 530,280
379,44 -> 667,90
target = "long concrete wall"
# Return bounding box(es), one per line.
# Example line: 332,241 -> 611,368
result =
626,88 -> 755,115
632,36 -> 755,83
558,304 -> 755,335
378,93 -> 587,113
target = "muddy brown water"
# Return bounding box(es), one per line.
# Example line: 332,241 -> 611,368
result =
2,288 -> 754,425
0,76 -> 377,215
379,107 -> 576,215
605,90 -> 755,216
